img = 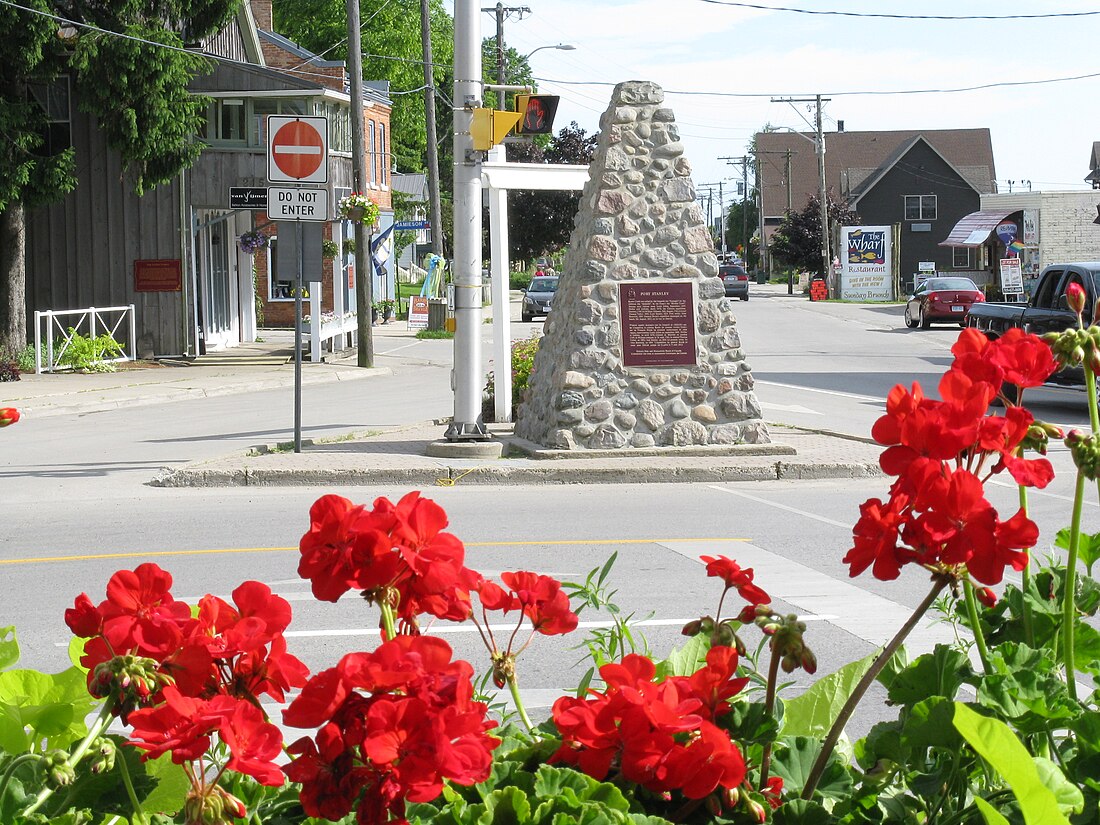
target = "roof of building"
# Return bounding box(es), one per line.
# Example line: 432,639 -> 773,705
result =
391,173 -> 429,201
756,128 -> 996,217
256,30 -> 392,105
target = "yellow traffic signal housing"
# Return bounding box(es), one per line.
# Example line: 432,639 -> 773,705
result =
513,94 -> 560,135
470,108 -> 523,151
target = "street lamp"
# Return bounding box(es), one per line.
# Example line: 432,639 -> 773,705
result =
521,43 -> 576,61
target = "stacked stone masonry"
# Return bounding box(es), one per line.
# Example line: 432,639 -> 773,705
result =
514,80 -> 771,450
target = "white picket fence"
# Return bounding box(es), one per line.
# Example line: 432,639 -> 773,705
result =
34,305 -> 136,374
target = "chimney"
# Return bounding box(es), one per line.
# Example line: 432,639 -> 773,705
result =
250,0 -> 273,32
837,120 -> 845,133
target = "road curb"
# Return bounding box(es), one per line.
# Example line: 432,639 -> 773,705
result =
149,459 -> 882,488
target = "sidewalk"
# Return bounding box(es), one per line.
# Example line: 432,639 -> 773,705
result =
5,292 -> 886,487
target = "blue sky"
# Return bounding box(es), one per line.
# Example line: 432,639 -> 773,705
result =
453,0 -> 1100,211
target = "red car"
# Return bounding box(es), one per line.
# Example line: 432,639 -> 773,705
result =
904,277 -> 985,329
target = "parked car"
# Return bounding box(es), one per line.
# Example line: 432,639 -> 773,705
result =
521,276 -> 558,322
720,264 -> 749,301
904,276 -> 984,328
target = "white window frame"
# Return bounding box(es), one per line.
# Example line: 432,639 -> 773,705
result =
952,247 -> 971,269
368,119 -> 377,187
904,194 -> 937,221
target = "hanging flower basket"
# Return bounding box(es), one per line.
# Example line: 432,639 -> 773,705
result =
338,193 -> 380,226
238,229 -> 268,255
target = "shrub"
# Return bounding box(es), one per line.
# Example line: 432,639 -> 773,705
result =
484,332 -> 540,420
0,361 -> 18,381
55,329 -> 124,372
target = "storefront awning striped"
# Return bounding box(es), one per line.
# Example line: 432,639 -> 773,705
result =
938,209 -> 1018,247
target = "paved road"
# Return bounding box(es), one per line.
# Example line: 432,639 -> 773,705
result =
4,283 -> 1097,733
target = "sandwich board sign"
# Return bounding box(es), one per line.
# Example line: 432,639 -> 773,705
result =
268,116 -> 328,184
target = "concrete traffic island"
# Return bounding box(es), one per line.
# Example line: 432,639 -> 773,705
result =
148,421 -> 882,488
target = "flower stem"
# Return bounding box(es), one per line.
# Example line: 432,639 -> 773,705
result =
507,674 -> 536,733
24,701 -> 115,816
1063,468 -> 1085,702
758,641 -> 783,788
962,580 -> 991,674
1017,479 -> 1035,646
0,754 -> 38,803
380,601 -> 398,641
115,740 -> 146,824
800,574 -> 949,800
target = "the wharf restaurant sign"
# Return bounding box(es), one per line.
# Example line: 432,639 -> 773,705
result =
619,282 -> 697,368
840,226 -> 893,302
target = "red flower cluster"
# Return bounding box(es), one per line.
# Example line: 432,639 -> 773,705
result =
298,492 -> 481,628
550,648 -> 748,805
65,564 -> 308,788
283,635 -> 499,825
700,555 -> 771,622
0,407 -> 19,427
478,571 -> 579,636
846,329 -> 1055,584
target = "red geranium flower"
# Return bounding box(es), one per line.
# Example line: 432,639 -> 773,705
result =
700,555 -> 770,607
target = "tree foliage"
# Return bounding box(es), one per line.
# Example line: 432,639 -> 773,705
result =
273,0 -> 454,175
503,122 -> 597,264
769,193 -> 860,275
723,197 -> 760,269
0,0 -> 238,359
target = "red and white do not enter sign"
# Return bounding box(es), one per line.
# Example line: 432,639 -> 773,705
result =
267,115 -> 329,184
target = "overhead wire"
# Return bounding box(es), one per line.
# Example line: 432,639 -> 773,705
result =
690,1 -> 1100,20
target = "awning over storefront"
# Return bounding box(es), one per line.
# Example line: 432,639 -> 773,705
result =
938,209 -> 1018,247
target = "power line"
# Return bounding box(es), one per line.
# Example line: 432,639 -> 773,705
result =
534,66 -> 1100,98
691,1 -> 1100,20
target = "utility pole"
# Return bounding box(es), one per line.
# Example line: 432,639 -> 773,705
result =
346,0 -> 373,367
756,147 -> 798,291
447,0 -> 488,441
482,3 -> 529,103
772,95 -> 831,287
720,155 -> 750,265
419,0 -> 444,256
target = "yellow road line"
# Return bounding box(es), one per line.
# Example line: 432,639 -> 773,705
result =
0,537 -> 751,567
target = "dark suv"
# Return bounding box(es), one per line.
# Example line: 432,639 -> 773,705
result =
720,264 -> 749,300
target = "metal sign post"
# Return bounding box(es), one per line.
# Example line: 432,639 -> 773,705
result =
294,221 -> 304,452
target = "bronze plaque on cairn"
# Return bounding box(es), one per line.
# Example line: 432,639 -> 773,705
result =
619,282 -> 697,367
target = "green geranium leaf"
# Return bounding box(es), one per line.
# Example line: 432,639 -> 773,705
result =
772,799 -> 833,825
887,645 -> 971,707
977,669 -> 1079,734
783,652 -> 875,738
141,749 -> 192,816
0,666 -> 94,752
902,696 -> 962,751
0,627 -> 18,671
1033,758 -> 1084,815
854,720 -> 905,770
67,636 -> 88,672
1073,711 -> 1100,755
952,702 -> 1071,825
872,646 -> 909,692
481,786 -> 532,824
771,736 -> 852,801
1074,622 -> 1100,670
658,633 -> 711,678
1055,528 -> 1100,576
974,796 -> 1011,825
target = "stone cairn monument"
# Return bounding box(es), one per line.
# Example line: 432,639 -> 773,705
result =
514,80 -> 770,451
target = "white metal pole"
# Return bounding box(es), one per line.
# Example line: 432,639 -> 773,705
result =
447,0 -> 487,440
487,146 -> 512,422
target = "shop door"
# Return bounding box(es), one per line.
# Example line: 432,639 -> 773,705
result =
199,214 -> 240,350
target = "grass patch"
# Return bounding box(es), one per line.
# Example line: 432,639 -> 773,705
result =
416,329 -> 454,339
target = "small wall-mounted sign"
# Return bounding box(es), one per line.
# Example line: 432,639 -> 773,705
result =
134,259 -> 182,292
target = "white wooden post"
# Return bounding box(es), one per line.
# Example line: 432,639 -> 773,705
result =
309,281 -> 322,362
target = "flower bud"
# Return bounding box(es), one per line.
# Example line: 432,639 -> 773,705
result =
747,797 -> 767,824
800,647 -> 818,674
976,587 -> 997,608
44,751 -> 75,788
706,794 -> 724,816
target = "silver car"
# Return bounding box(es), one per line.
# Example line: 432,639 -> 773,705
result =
522,276 -> 558,322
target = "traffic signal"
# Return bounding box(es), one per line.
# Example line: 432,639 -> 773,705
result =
514,94 -> 560,135
470,108 -> 523,150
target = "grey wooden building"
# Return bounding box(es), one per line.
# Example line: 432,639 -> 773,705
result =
24,1 -> 392,356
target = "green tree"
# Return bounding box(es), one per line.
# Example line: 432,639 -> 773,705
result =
503,121 -> 597,264
274,0 -> 454,175
0,0 -> 236,360
723,197 -> 759,269
769,193 -> 859,276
